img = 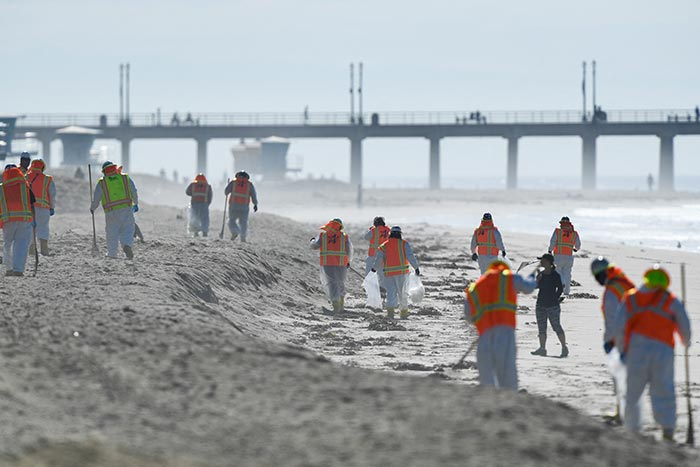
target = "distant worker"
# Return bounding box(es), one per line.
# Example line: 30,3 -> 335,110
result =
471,212 -> 506,274
310,218 -> 353,313
363,216 -> 390,280
18,152 -> 31,176
186,173 -> 213,237
591,256 -> 635,423
464,260 -> 537,390
612,265 -> 691,441
647,173 -> 654,192
225,171 -> 258,242
367,226 -> 420,320
530,253 -> 568,358
74,166 -> 85,180
90,161 -> 139,259
548,216 -> 580,297
27,159 -> 56,256
0,165 -> 35,276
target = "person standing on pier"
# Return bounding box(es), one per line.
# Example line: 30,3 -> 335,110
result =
548,216 -> 580,298
363,216 -> 390,278
225,171 -> 258,242
18,152 -> 31,176
471,213 -> 506,274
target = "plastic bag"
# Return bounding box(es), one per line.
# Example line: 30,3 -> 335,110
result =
362,271 -> 382,309
607,347 -> 627,419
408,272 -> 425,305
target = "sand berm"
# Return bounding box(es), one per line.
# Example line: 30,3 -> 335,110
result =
0,175 -> 697,467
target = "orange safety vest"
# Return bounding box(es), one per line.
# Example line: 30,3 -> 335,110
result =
379,237 -> 410,276
319,227 -> 348,266
231,178 -> 252,205
99,174 -> 134,213
368,225 -> 390,257
474,221 -> 499,256
0,169 -> 33,224
28,171 -> 53,209
602,267 -> 635,319
190,182 -> 209,203
553,224 -> 578,255
623,288 -> 679,352
466,268 -> 517,335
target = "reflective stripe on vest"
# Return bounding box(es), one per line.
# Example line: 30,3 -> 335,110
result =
475,226 -> 499,256
553,228 -> 578,255
0,179 -> 33,223
29,172 -> 52,209
624,289 -> 678,351
319,229 -> 348,266
231,178 -> 251,205
100,174 -> 133,212
191,183 -> 208,203
380,237 -> 410,276
466,270 -> 517,335
601,268 -> 635,319
368,225 -> 390,257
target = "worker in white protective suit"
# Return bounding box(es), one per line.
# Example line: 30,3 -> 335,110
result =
310,218 -> 353,313
470,212 -> 506,275
591,256 -> 635,424
0,165 -> 35,276
27,159 -> 56,256
464,260 -> 536,391
548,216 -> 581,297
90,161 -> 139,259
224,170 -> 258,242
612,265 -> 691,441
186,173 -> 213,237
367,225 -> 420,320
363,216 -> 390,284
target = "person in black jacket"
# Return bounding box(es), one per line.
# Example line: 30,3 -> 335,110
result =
531,253 -> 569,358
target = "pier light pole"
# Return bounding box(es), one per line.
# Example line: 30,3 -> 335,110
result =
581,61 -> 587,122
350,63 -> 355,124
592,60 -> 597,112
126,62 -> 131,125
119,64 -> 124,124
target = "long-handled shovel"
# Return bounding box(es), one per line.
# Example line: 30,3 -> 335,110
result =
219,179 -> 230,240
453,338 -> 479,369
31,211 -> 39,277
681,263 -> 695,446
88,164 -> 98,255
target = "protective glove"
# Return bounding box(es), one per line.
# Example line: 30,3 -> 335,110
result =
133,205 -> 139,213
253,205 -> 258,212
346,263 -> 351,269
603,341 -> 615,354
415,268 -> 421,276
502,250 -> 507,257
548,250 -> 552,254
620,352 -> 626,363
371,268 -> 376,273
471,253 -> 478,261
90,208 -> 94,214
49,208 -> 55,216
32,220 -> 37,228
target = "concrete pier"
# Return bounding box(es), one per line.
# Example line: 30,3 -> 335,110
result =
120,138 -> 131,172
506,136 -> 518,190
350,137 -> 363,187
581,133 -> 597,190
658,134 -> 674,192
429,137 -> 441,190
196,138 -> 208,175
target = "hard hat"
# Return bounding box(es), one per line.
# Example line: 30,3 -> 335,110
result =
487,260 -> 510,272
373,216 -> 385,226
102,161 -> 116,171
390,225 -> 402,233
236,170 -> 250,179
3,166 -> 23,181
20,151 -> 31,160
560,216 -> 571,223
482,212 -> 492,221
590,256 -> 610,276
29,159 -> 46,172
643,264 -> 670,289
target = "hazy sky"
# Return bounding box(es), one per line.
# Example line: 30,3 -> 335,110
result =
3,0 -> 699,188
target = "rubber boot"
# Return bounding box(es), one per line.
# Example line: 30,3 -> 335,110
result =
40,239 -> 49,256
29,242 -> 36,255
399,309 -> 409,320
5,270 -> 13,276
662,429 -> 674,442
203,232 -> 208,237
386,308 -> 395,319
331,300 -> 341,313
339,297 -> 345,313
123,245 -> 134,260
231,233 -> 238,241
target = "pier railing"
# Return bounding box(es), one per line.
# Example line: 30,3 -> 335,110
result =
14,109 -> 699,128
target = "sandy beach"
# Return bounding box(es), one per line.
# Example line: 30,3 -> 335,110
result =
1,174 -> 699,466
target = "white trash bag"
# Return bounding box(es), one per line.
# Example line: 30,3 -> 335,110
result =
607,347 -> 627,419
408,271 -> 425,305
362,271 -> 382,309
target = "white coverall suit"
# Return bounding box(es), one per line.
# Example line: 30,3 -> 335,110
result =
90,177 -> 139,258
29,177 -> 56,241
310,233 -> 353,306
470,229 -> 506,274
612,285 -> 692,434
367,241 -> 419,311
1,176 -> 35,274
225,182 -> 258,242
363,228 -> 388,286
549,231 -> 581,295
185,183 -> 213,235
464,274 -> 537,391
